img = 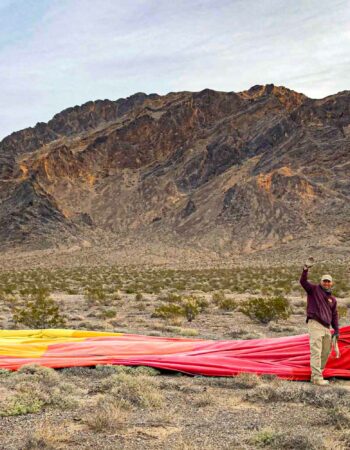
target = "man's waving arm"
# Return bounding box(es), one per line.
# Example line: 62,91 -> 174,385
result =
300,257 -> 315,293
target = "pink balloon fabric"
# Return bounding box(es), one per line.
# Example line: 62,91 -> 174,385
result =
109,327 -> 350,380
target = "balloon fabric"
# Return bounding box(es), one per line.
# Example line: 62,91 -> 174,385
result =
1,327 -> 349,380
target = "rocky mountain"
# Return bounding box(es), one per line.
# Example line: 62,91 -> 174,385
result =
0,84 -> 349,261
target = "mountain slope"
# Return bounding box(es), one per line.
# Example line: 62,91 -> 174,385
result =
0,84 -> 349,259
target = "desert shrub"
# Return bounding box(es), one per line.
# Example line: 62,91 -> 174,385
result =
178,328 -> 199,336
125,287 -> 136,294
84,285 -> 108,304
160,292 -> 183,303
339,431 -> 350,448
212,290 -> 226,304
229,329 -> 251,339
84,396 -> 128,432
0,392 -> 44,416
198,373 -> 261,390
11,380 -> 76,411
268,322 -> 297,333
95,365 -> 160,377
166,316 -> 183,326
1,293 -> 18,308
16,364 -> 60,385
338,305 -> 347,320
95,364 -> 133,376
153,296 -> 203,322
109,291 -> 121,300
152,303 -> 184,320
99,308 -> 117,319
62,366 -> 97,377
274,433 -> 319,450
232,372 -> 261,389
253,429 -> 319,449
259,374 -> 278,382
0,369 -> 11,378
46,381 -> 78,410
193,392 -> 215,407
23,421 -> 72,450
217,297 -> 236,311
148,331 -> 162,336
105,373 -> 163,408
321,406 -> 350,430
194,296 -> 209,310
12,289 -> 66,329
4,364 -> 79,413
66,287 -> 79,295
137,303 -> 146,311
133,366 -> 160,376
182,297 -> 201,322
246,381 -> 350,409
298,385 -> 350,409
135,292 -> 143,301
239,296 -> 291,324
200,372 -> 261,389
252,428 -> 278,447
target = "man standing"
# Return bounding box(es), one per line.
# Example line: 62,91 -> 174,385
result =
300,258 -> 339,386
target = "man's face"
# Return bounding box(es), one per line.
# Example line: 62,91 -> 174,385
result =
321,279 -> 333,289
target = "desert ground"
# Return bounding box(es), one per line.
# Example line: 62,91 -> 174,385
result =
0,257 -> 350,450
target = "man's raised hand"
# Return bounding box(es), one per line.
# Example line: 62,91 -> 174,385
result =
304,257 -> 315,270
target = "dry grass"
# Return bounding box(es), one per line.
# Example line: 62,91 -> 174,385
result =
84,396 -> 129,432
23,420 -> 73,450
245,379 -> 350,409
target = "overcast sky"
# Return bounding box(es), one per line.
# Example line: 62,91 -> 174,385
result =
0,0 -> 349,140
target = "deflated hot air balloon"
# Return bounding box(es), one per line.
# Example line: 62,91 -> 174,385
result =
0,327 -> 349,380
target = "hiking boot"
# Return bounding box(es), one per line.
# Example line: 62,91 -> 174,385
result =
312,378 -> 329,386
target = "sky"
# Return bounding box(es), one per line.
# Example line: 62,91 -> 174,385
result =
0,0 -> 349,140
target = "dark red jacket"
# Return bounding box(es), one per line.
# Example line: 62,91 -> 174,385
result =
300,268 -> 339,333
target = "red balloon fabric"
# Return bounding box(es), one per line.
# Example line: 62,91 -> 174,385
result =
0,327 -> 349,380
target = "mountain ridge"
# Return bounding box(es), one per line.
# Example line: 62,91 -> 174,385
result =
0,83 -> 349,263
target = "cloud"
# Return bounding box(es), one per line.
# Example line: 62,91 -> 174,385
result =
0,0 -> 349,140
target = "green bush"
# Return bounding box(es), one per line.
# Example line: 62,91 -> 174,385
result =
102,373 -> 163,408
125,287 -> 136,294
0,369 -> 11,377
0,393 -> 44,416
13,289 -> 66,329
239,296 -> 291,324
194,296 -> 209,310
212,291 -> 236,310
252,428 -> 277,447
152,296 -> 203,322
212,290 -> 226,304
99,308 -> 117,319
152,303 -> 184,320
217,297 -> 236,311
84,285 -> 109,305
182,297 -> 201,322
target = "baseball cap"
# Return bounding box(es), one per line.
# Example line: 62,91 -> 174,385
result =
321,274 -> 333,282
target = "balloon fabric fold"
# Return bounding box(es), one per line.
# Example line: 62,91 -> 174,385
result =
1,327 -> 350,380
